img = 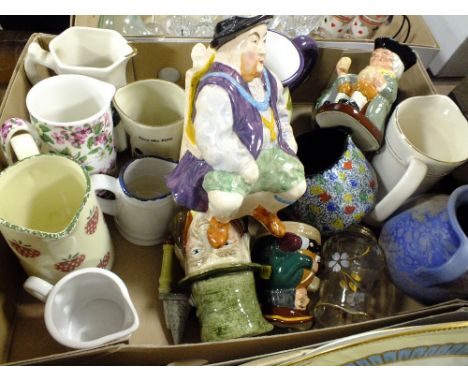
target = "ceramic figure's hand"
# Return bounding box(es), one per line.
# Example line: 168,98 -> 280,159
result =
336,57 -> 352,76
241,160 -> 259,185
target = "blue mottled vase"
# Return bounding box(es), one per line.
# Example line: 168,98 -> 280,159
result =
379,185 -> 468,304
286,127 -> 378,234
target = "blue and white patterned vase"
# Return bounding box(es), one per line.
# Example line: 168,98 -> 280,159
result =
379,185 -> 468,304
285,127 -> 378,234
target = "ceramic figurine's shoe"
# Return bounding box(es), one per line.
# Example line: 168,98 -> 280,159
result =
207,217 -> 230,248
263,306 -> 313,331
252,205 -> 286,238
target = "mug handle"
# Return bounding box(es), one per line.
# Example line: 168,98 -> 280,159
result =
90,174 -> 119,216
368,157 -> 428,222
24,42 -> 59,85
0,118 -> 41,165
23,276 -> 53,303
415,239 -> 468,286
111,104 -> 128,152
289,35 -> 318,91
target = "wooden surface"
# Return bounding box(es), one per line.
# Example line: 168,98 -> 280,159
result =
0,30 -> 32,102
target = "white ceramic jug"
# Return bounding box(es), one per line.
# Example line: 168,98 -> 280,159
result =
24,26 -> 136,88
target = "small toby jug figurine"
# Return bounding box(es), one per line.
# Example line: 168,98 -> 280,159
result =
379,185 -> 468,304
315,38 -> 417,152
251,222 -> 321,330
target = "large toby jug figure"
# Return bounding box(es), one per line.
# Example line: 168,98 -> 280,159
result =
167,15 -> 311,248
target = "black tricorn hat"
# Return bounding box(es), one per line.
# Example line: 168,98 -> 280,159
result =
210,15 -> 273,49
374,37 -> 417,71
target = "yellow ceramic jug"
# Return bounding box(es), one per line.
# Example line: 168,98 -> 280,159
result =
0,154 -> 114,283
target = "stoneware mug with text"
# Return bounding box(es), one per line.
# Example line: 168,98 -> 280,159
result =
113,79 -> 185,160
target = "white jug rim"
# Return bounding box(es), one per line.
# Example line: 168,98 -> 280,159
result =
0,154 -> 91,240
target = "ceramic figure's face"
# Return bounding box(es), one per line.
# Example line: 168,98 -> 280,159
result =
185,214 -> 249,272
370,48 -> 395,71
295,287 -> 310,310
239,24 -> 268,82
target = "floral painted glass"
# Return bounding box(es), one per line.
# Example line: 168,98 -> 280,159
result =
312,225 -> 385,327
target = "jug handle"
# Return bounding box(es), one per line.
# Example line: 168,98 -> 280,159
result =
0,118 -> 41,165
90,174 -> 119,217
24,276 -> 53,303
289,35 -> 318,92
415,239 -> 468,286
24,42 -> 60,85
368,157 -> 427,223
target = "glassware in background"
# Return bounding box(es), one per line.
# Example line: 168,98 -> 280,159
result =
270,15 -> 323,38
311,225 -> 386,327
98,15 -> 152,36
99,15 -> 229,38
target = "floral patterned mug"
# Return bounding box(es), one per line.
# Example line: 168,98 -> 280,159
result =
1,74 -> 117,175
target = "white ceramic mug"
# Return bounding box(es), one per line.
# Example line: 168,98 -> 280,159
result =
113,79 -> 185,160
1,74 -> 117,175
91,156 -> 177,246
24,26 -> 136,88
368,95 -> 468,222
23,268 -> 139,349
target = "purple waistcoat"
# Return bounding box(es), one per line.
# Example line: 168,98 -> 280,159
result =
166,62 -> 295,212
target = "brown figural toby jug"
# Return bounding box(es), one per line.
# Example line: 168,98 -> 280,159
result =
167,15 -> 317,249
315,37 -> 417,152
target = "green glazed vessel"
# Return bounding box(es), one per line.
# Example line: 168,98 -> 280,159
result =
191,270 -> 273,342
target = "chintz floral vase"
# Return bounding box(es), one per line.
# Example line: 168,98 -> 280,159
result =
286,127 -> 377,234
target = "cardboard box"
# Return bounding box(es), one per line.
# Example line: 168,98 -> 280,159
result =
423,15 -> 468,77
312,15 -> 440,69
0,33 -> 460,366
71,15 -> 440,68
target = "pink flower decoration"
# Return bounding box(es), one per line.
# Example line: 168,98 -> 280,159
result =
1,122 -> 12,141
52,132 -> 66,144
94,133 -> 108,145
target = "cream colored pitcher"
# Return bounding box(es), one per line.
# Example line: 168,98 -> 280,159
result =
0,154 -> 114,284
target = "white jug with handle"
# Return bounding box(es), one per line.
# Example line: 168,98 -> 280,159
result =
24,26 -> 136,88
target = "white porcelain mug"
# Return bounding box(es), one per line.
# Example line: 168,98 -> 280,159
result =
1,74 -> 117,175
368,95 -> 468,222
91,157 -> 177,246
113,79 -> 185,160
24,26 -> 136,88
23,268 -> 139,349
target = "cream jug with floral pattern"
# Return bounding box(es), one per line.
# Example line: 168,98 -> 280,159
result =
0,154 -> 114,284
